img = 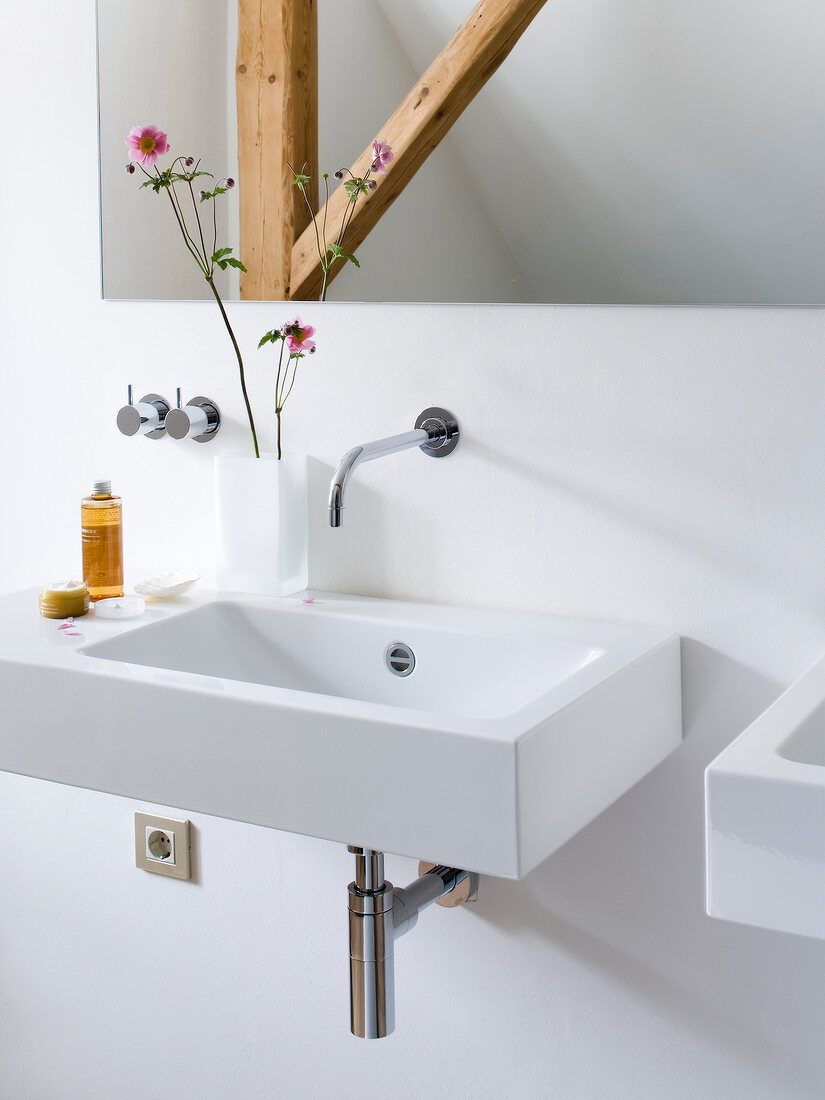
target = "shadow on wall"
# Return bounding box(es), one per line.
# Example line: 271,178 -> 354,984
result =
306,454 -> 456,599
307,456 -> 397,593
474,642 -> 825,1096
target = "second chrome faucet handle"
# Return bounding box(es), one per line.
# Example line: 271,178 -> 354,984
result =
166,390 -> 221,443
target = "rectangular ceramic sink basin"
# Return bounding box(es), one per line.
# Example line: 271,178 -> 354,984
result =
706,656 -> 825,939
77,599 -> 603,720
0,589 -> 681,877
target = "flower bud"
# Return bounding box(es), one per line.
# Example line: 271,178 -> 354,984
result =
225,178 -> 235,188
367,179 -> 377,191
199,190 -> 207,200
184,156 -> 195,167
125,162 -> 136,174
334,169 -> 345,180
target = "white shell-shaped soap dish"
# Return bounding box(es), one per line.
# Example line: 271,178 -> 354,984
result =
133,571 -> 200,599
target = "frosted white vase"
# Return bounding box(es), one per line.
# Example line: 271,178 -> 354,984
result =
215,453 -> 308,596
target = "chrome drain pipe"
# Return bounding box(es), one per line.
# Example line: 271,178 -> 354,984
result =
348,855 -> 395,1038
347,845 -> 478,1038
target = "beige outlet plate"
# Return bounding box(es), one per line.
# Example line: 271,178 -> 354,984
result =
134,812 -> 191,880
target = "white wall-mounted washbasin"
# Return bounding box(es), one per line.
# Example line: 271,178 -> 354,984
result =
0,589 -> 681,877
706,656 -> 825,939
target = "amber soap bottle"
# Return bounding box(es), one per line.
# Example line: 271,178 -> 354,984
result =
81,479 -> 124,601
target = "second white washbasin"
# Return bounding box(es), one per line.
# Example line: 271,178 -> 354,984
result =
706,655 -> 825,939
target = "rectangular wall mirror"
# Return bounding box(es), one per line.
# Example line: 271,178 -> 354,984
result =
98,0 -> 825,304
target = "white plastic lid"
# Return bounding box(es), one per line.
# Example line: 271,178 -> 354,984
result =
91,479 -> 112,495
93,596 -> 145,619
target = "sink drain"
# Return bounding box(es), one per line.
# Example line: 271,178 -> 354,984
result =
385,642 -> 416,677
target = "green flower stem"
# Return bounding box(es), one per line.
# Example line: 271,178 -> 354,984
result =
337,194 -> 358,248
322,174 -> 330,270
206,276 -> 260,458
187,178 -> 209,263
280,355 -> 300,409
155,171 -> 208,275
137,158 -> 257,455
274,341 -> 287,458
295,171 -> 359,302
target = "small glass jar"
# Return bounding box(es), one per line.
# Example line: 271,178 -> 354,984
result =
39,581 -> 90,619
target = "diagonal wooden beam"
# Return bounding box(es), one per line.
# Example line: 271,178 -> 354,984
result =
236,0 -> 317,300
289,0 -> 549,301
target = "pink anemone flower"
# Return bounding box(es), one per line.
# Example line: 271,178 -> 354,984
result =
371,139 -> 393,174
125,125 -> 170,167
285,317 -> 316,355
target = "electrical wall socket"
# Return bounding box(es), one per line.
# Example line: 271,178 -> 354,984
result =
134,812 -> 191,880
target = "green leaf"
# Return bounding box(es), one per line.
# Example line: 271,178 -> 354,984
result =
327,243 -> 360,268
212,247 -> 233,262
343,178 -> 368,198
200,185 -> 229,202
293,173 -> 311,188
140,173 -> 172,193
258,330 -> 282,348
163,170 -> 213,185
215,256 -> 245,272
138,167 -> 221,197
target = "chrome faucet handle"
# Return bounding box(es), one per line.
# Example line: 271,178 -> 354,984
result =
116,386 -> 170,439
165,391 -> 221,443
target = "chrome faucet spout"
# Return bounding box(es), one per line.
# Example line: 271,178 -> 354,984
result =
328,432 -> 425,528
328,408 -> 460,528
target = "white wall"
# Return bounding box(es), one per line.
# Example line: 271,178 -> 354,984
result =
1,2 -> 825,1099
98,0 -> 236,300
377,0 -> 825,304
